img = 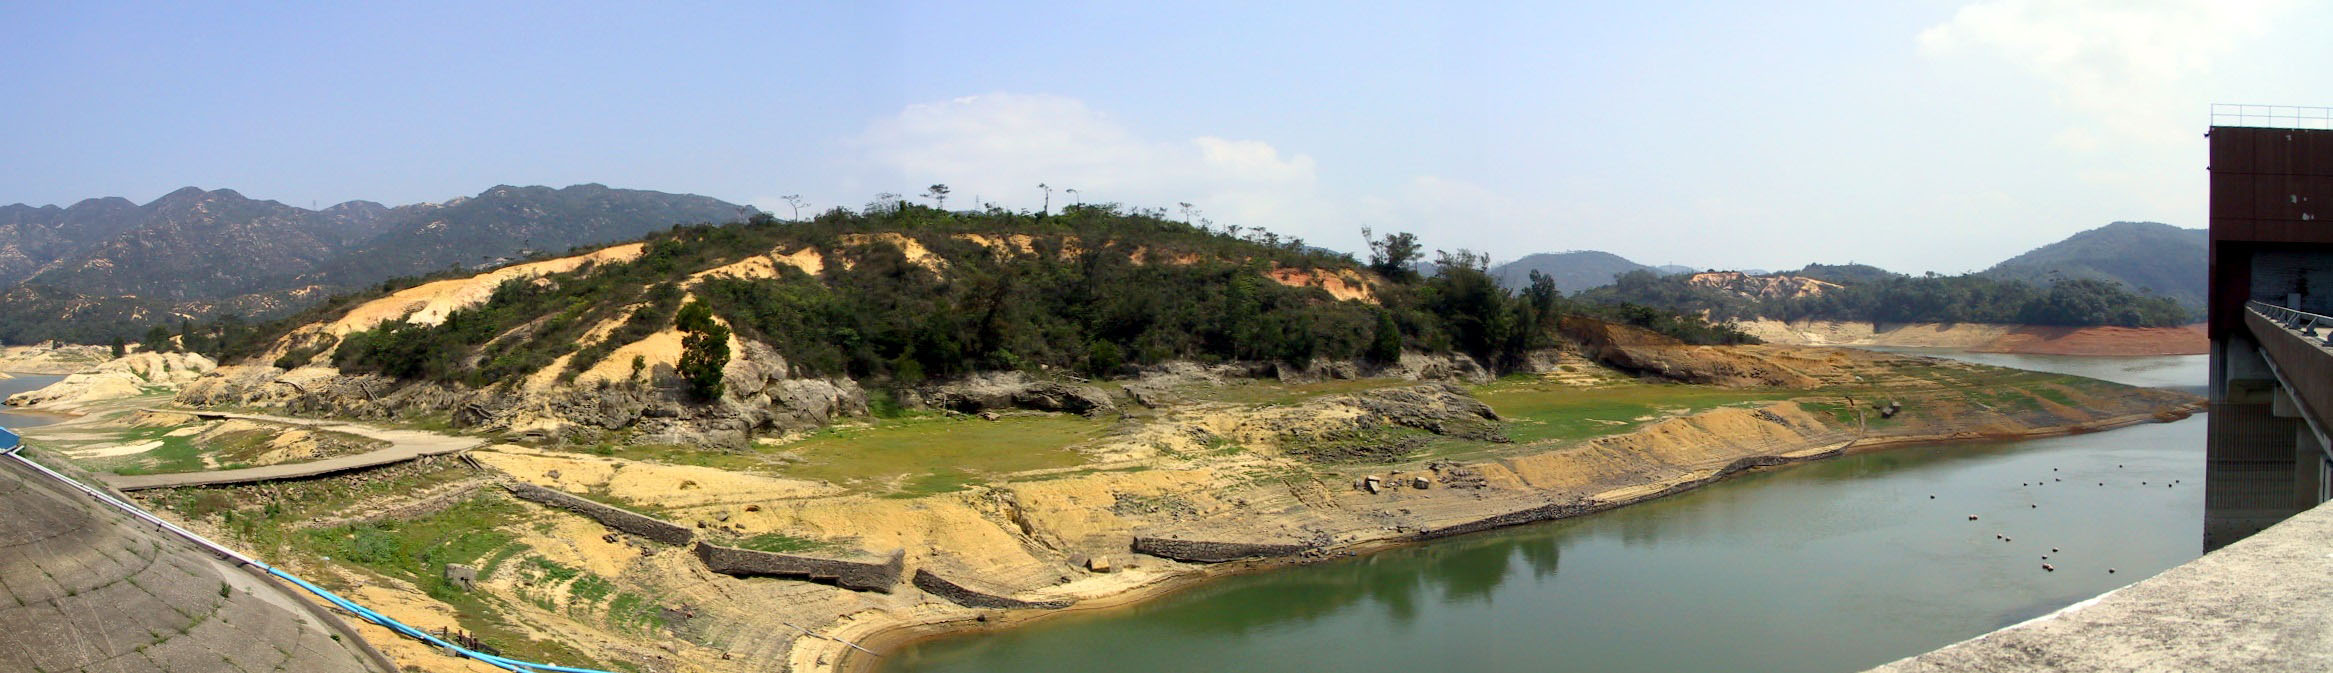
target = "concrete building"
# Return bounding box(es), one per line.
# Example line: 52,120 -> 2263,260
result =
2205,109 -> 2333,550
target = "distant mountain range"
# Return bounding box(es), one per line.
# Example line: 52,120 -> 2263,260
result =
1486,251 -> 1693,294
0,184 -> 750,343
1485,221 -> 2206,309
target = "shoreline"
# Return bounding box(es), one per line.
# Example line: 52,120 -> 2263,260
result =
1739,320 -> 2207,357
821,402 -> 2205,673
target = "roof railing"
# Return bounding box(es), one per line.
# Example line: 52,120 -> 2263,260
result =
2249,300 -> 2333,346
2212,104 -> 2333,130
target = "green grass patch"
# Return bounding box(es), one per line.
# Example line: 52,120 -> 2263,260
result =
568,573 -> 617,607
1471,381 -> 1797,445
767,413 -> 1105,495
1185,377 -> 1414,406
278,491 -> 610,666
728,532 -> 833,554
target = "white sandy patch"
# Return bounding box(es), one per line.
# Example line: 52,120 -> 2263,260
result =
70,440 -> 164,458
317,242 -> 647,337
840,233 -> 947,272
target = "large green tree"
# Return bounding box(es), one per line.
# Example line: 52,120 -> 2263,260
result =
675,300 -> 730,401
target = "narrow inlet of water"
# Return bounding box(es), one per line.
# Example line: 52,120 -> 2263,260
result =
880,353 -> 2206,673
0,374 -> 68,428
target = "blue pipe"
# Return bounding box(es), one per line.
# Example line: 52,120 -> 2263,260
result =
0,424 -> 618,673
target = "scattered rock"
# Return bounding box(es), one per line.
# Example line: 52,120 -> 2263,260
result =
443,564 -> 477,592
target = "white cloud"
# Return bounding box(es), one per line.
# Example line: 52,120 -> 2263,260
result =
851,93 -> 1329,232
1919,0 -> 2291,148
851,94 -> 1589,260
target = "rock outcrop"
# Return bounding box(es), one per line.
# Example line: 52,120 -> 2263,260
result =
6,351 -> 217,408
920,371 -> 1116,416
175,338 -> 865,449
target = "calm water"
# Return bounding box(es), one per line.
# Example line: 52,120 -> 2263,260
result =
0,374 -> 66,428
882,353 -> 2207,673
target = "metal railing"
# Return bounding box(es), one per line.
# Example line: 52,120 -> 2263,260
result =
2249,300 -> 2333,346
0,429 -> 618,673
2212,104 -> 2333,130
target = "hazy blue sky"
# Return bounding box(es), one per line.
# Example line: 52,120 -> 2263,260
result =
3,1 -> 2326,274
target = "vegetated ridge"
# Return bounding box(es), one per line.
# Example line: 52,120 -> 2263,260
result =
0,184 -> 750,345
1979,221 -> 2205,310
1487,250 -> 1688,295
1580,263 -> 2196,328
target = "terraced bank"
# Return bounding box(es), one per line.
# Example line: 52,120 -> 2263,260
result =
23,343 -> 2198,673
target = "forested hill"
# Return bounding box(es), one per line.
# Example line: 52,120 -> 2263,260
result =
1980,221 -> 2205,309
1487,251 -> 1664,294
1579,267 -> 2196,328
163,204 -> 1752,391
0,184 -> 748,344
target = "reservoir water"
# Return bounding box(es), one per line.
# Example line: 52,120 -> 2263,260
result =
881,351 -> 2207,673
0,374 -> 66,429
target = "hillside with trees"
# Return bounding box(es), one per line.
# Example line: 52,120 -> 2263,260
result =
155,200 -> 1753,392
1581,268 -> 2196,328
1981,221 -> 2205,309
0,184 -> 749,344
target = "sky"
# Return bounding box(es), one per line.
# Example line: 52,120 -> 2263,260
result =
3,0 -> 2327,275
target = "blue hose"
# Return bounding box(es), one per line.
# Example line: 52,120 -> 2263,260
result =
1,424 -> 620,673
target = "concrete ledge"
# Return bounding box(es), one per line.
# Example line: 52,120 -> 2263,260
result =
911,569 -> 1071,609
694,542 -> 904,593
1869,499 -> 2333,672
504,483 -> 693,546
1129,536 -> 1312,562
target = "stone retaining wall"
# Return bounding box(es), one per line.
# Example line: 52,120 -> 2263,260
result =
694,542 -> 903,593
1129,536 -> 1311,563
504,483 -> 693,546
910,569 -> 1071,609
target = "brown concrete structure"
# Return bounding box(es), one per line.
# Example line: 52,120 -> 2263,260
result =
2206,122 -> 2333,550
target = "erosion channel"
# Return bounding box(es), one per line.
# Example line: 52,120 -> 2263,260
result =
879,352 -> 2207,673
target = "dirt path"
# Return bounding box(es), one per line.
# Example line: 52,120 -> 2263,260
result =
100,409 -> 484,490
